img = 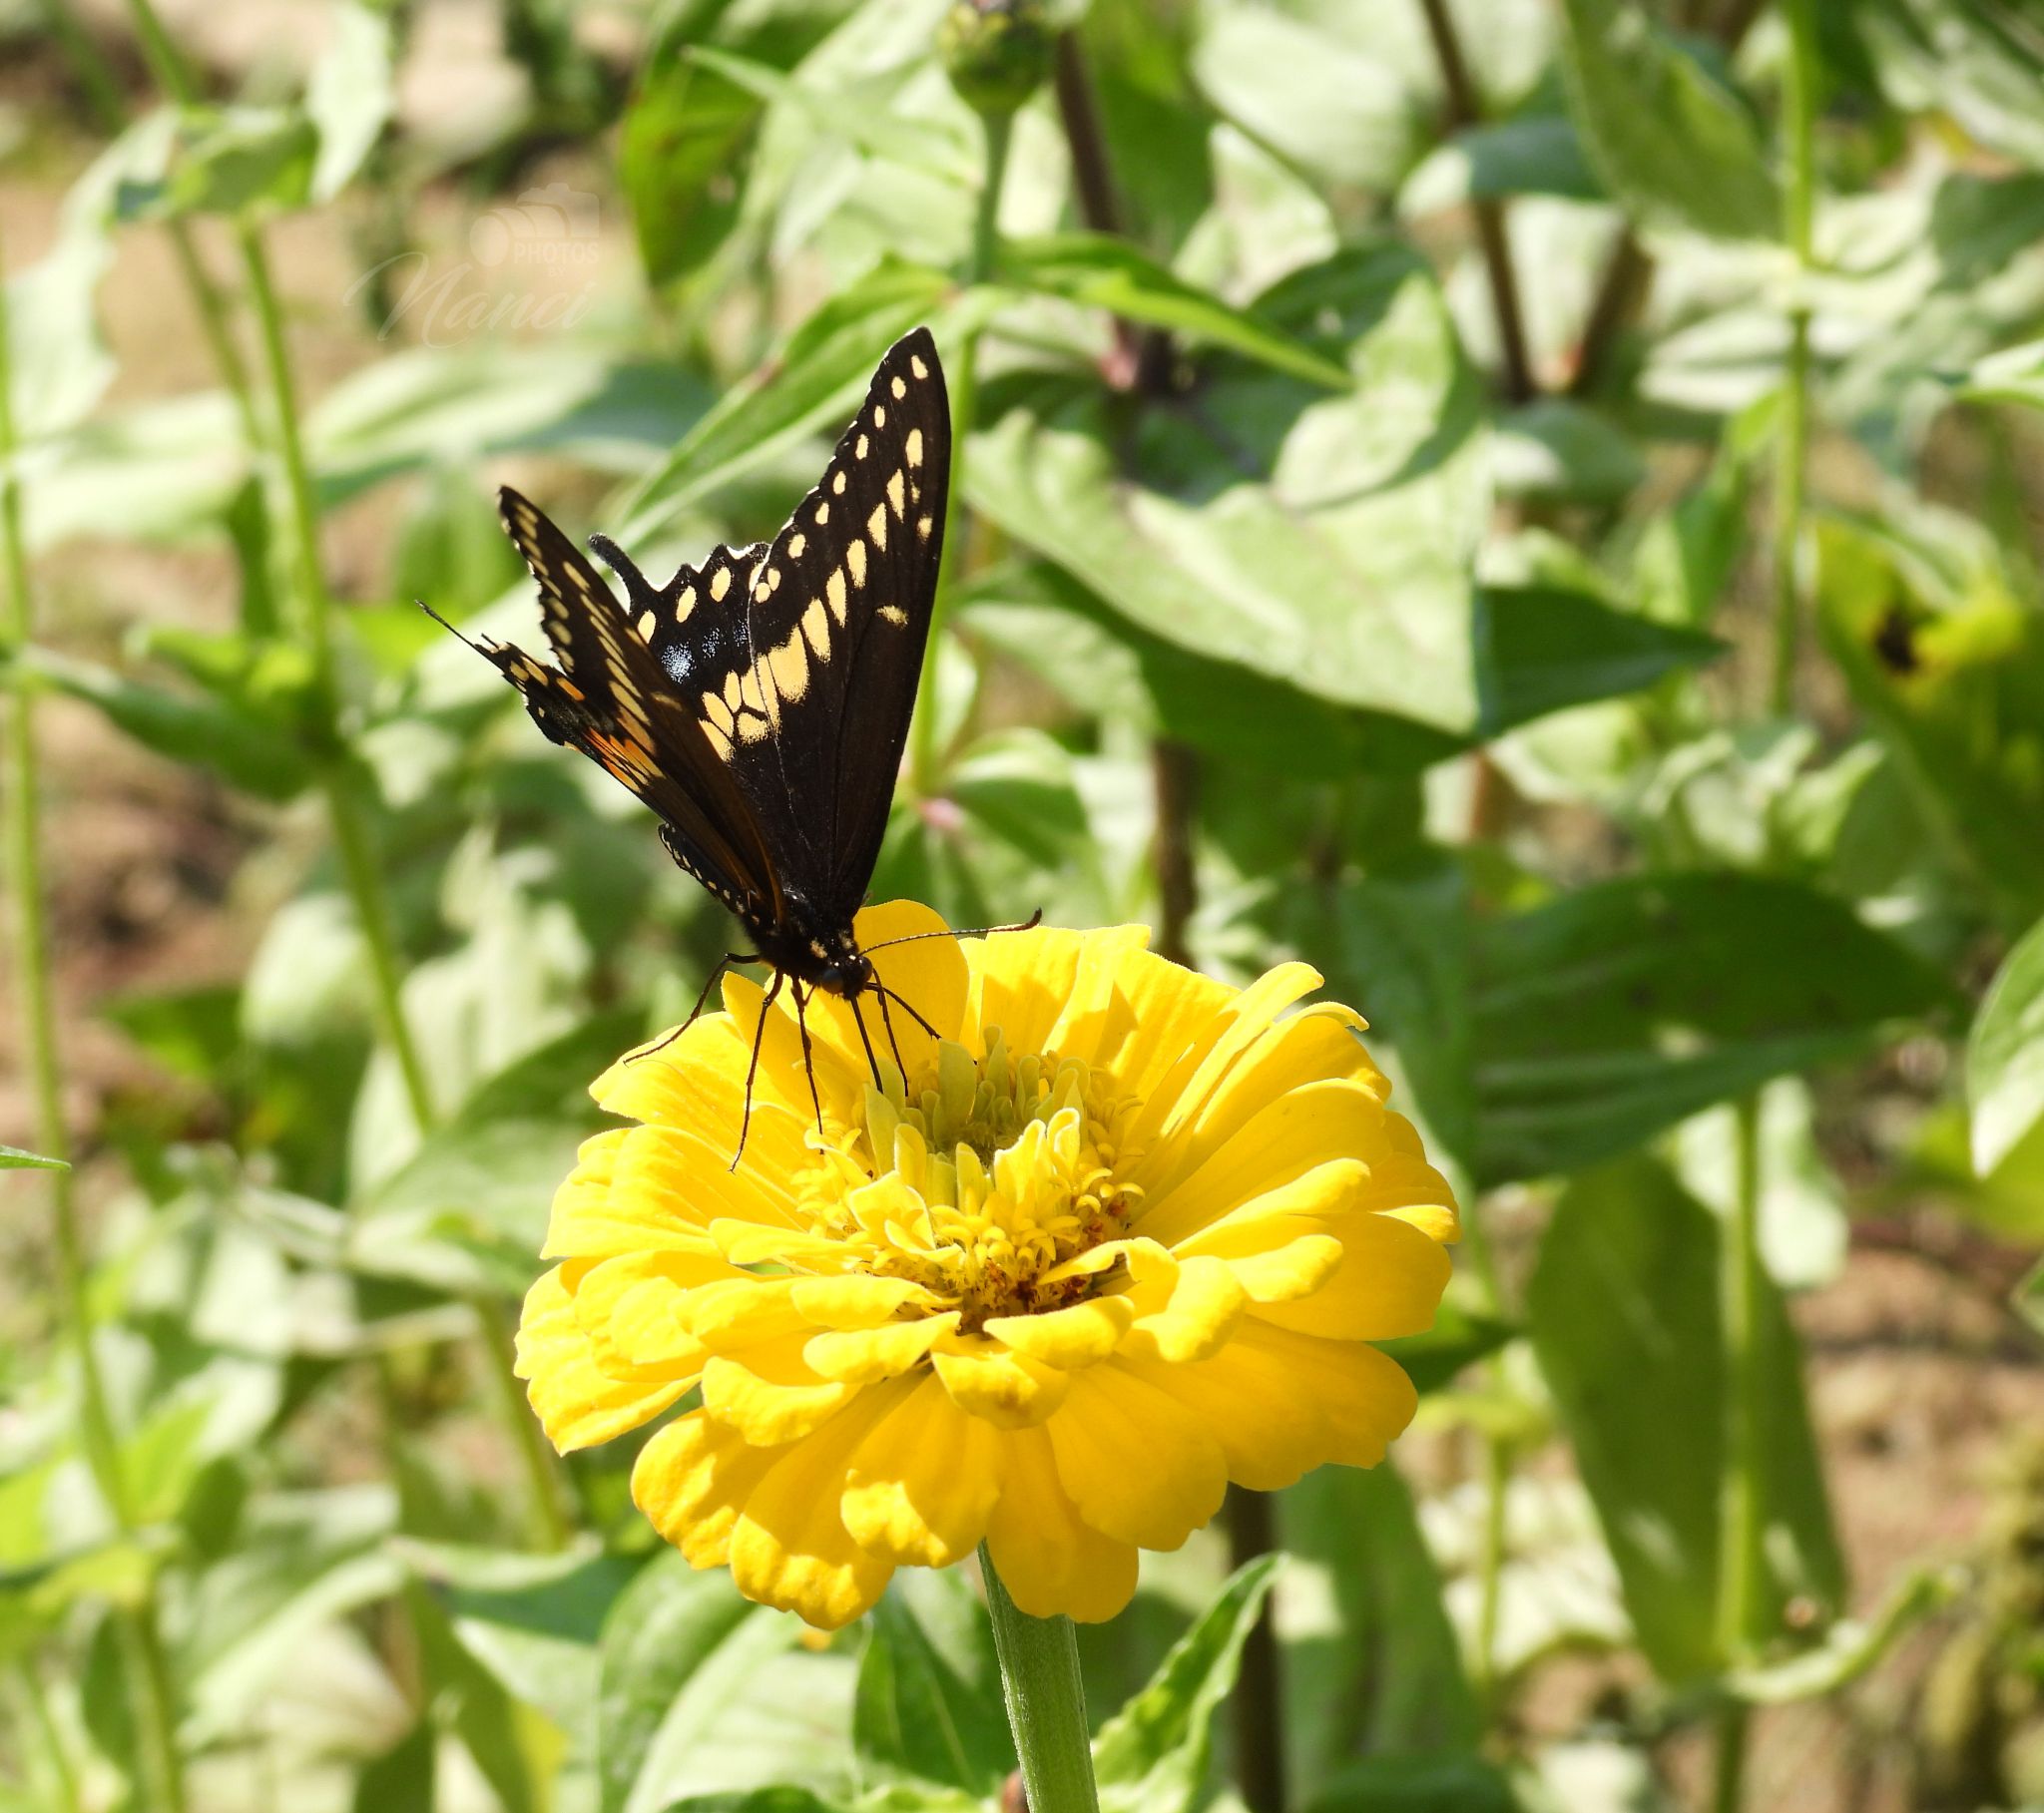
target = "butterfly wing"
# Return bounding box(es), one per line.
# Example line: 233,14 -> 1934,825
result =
713,326 -> 951,916
480,488 -> 785,925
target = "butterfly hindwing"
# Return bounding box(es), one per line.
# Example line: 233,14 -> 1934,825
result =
487,490 -> 783,918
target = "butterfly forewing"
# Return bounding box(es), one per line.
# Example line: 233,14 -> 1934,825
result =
730,327 -> 951,915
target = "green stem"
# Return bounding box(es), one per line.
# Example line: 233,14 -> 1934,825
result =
1714,1093 -> 1768,1810
1770,0 -> 1817,714
2,223 -> 188,1813
980,1546 -> 1100,1813
1712,1700 -> 1752,1813
909,105 -> 1012,793
1473,1432 -> 1511,1715
15,1663 -> 83,1813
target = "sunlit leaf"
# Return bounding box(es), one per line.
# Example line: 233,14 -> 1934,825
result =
1968,912 -> 2044,1173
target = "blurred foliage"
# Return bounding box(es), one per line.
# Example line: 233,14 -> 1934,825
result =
3,0 -> 2044,1809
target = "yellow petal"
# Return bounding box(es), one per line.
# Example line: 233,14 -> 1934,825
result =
718,970 -> 864,1128
701,1338 -> 857,1445
788,1274 -> 938,1328
514,1266 -> 689,1452
1121,1254 -> 1247,1364
1150,1154 -> 1364,1255
1136,1081 -> 1390,1241
804,1314 -> 959,1383
1217,1232 -> 1344,1305
566,1251 -> 730,1376
1118,1335 -> 1332,1493
1137,960 -> 1323,1159
538,1129 -> 664,1259
841,1375 -> 1001,1566
1046,1362 -> 1227,1550
969,923 -> 1094,1058
679,1276 -> 807,1350
729,1388 -> 907,1628
982,1295 -> 1134,1370
984,1426 -> 1139,1623
633,1409 -> 784,1567
1038,924 -> 1156,1067
1249,1212 -> 1453,1341
610,1125 -> 802,1238
1347,1140 -> 1461,1244
1086,945 -> 1238,1132
1242,1323 -> 1418,1467
931,1340 -> 1072,1428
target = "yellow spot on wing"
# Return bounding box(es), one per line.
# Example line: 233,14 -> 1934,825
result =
815,501 -> 829,524
724,672 -> 742,710
905,428 -> 923,468
847,540 -> 868,588
867,504 -> 888,552
917,515 -> 933,541
910,354 -> 928,379
703,720 -> 734,761
873,405 -> 887,428
711,567 -> 733,602
879,605 -> 908,626
635,610 -> 656,640
704,690 -> 736,734
826,569 -> 847,623
891,375 -> 907,399
854,434 -> 869,459
831,471 -> 847,496
767,633 -> 808,701
800,598 -> 829,656
886,470 -> 906,517
787,532 -> 805,559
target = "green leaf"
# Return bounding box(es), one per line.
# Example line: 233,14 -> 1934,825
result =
1092,1555 -> 1281,1813
1962,334 -> 2044,409
659,1793 -> 849,1813
1968,913 -> 2044,1173
957,561 -> 1463,779
1472,872 -> 1949,1185
0,1143 -> 68,1171
1559,0 -> 1780,240
1191,6 -> 1420,192
966,378 -> 1487,734
13,645 -> 314,801
405,1543 -> 638,1741
117,105 -> 317,221
1857,0 -> 2044,171
1482,584 -> 1723,733
1401,112 -> 1602,214
622,261 -> 969,534
1302,1755 -> 1518,1813
853,1570 -> 1012,1795
1489,400 -> 1646,506
1816,512 -> 2044,928
599,1552 -> 853,1813
1527,1156 -> 1844,1684
3,217 -> 115,441
1379,1303 -> 1516,1397
306,2 -> 395,202
618,0 -> 855,287
995,235 -> 1351,390
1278,1467 -> 1481,1788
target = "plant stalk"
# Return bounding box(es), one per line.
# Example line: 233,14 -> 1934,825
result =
1770,0 -> 1818,714
980,1546 -> 1101,1813
1714,1093 -> 1769,1809
1,221 -> 188,1813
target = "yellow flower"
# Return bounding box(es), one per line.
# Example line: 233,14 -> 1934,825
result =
516,903 -> 1459,1629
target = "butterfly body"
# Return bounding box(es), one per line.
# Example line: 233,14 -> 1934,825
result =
429,328 -> 952,1110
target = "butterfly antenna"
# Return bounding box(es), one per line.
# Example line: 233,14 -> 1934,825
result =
586,533 -> 665,617
415,598 -> 487,652
624,952 -> 757,1067
730,970 -> 783,1171
860,909 -> 1044,955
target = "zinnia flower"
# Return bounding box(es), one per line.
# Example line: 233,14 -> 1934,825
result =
516,903 -> 1458,1629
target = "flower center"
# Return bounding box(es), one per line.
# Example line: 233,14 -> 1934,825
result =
791,1032 -> 1143,1331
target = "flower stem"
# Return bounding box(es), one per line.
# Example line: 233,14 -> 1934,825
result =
1714,1092 -> 1768,1809
1771,0 -> 1817,714
1,221 -> 188,1813
471,1291 -> 573,1550
980,1546 -> 1101,1813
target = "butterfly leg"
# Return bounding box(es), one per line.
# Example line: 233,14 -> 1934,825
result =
873,982 -> 907,1084
789,979 -> 825,1137
848,993 -> 884,1091
877,983 -> 943,1044
626,952 -> 758,1065
731,969 -> 784,1172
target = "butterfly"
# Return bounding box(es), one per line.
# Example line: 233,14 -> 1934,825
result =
425,327 -> 1019,1155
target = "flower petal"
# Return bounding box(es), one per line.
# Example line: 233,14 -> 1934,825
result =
1118,1332 -> 1332,1492
969,923 -> 1094,1057
1249,1211 -> 1453,1341
1145,1153 -> 1364,1254
982,1295 -> 1134,1370
1046,1362 -> 1228,1550
1241,1323 -> 1419,1467
804,1314 -> 960,1383
932,1340 -> 1072,1428
728,1387 -> 907,1628
633,1408 -> 783,1567
566,1251 -> 731,1376
842,1374 -> 1002,1566
611,1125 -> 802,1237
1120,1254 -> 1248,1364
701,1337 -> 858,1445
515,1266 -> 689,1451
799,900 -> 968,1085
984,1426 -> 1139,1623
788,1274 -> 939,1328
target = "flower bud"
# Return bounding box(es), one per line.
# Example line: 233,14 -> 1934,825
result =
937,0 -> 1054,119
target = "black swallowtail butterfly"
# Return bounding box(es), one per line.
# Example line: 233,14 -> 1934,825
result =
426,328 -> 1025,1153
